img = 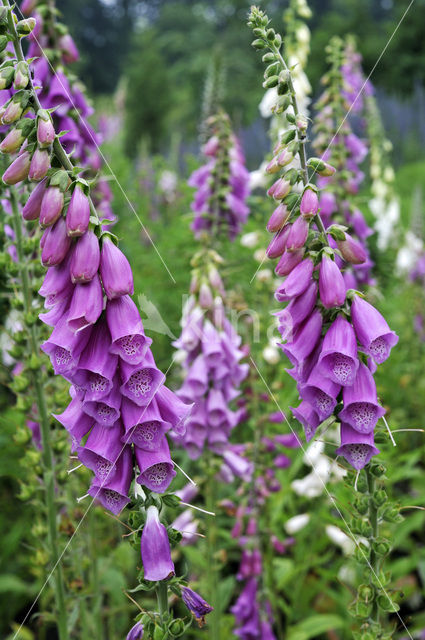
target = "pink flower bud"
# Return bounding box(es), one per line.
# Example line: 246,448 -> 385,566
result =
29,148 -> 50,181
277,149 -> 294,167
319,255 -> 346,309
267,203 -> 290,232
37,114 -> 55,147
336,233 -> 367,265
0,128 -> 25,154
286,216 -> 309,251
199,282 -> 213,308
266,225 -> 291,259
2,151 -> 30,184
58,34 -> 79,64
275,248 -> 304,276
41,217 -> 71,267
100,236 -> 134,299
2,100 -> 24,124
265,157 -> 280,174
23,178 -> 47,220
70,230 -> 100,283
300,187 -> 319,219
268,177 -> 291,200
21,0 -> 37,15
66,185 -> 90,237
40,186 -> 64,227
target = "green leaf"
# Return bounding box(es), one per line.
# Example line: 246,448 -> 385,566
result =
287,614 -> 344,640
0,574 -> 32,594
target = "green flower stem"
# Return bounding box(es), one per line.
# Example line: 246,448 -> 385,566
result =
156,581 -> 169,623
89,509 -> 103,639
9,190 -> 69,640
366,466 -> 379,625
205,457 -> 219,640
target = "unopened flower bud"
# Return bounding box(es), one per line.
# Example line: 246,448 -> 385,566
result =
37,110 -> 55,147
22,178 -> 47,220
58,33 -> 79,64
29,148 -> 50,181
71,230 -> 100,283
286,216 -> 309,250
41,217 -> 71,266
265,157 -> 280,174
277,149 -> 294,167
336,232 -> 366,265
199,282 -> 213,308
2,151 -> 31,185
0,128 -> 26,154
16,17 -> 36,35
21,0 -> 37,15
0,35 -> 7,53
100,236 -> 134,299
268,177 -> 291,200
40,186 -> 64,227
66,184 -> 90,237
267,203 -> 290,232
296,115 -> 308,133
300,187 -> 319,219
14,62 -> 30,90
2,98 -> 24,124
0,66 -> 15,90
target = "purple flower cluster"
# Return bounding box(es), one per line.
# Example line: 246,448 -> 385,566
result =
273,254 -> 398,469
189,113 -> 250,241
172,293 -> 248,462
340,39 -> 373,115
41,234 -> 191,514
0,35 -> 190,517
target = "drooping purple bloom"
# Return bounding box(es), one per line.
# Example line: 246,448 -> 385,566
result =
77,421 -> 124,480
106,295 -> 152,364
66,275 -> 103,332
88,447 -> 132,515
141,505 -> 175,581
339,362 -> 385,433
299,366 -> 340,422
336,422 -> 379,470
135,437 -> 176,493
181,587 -> 213,622
351,295 -> 399,364
317,315 -> 359,386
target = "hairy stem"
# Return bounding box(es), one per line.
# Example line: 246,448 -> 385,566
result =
10,190 -> 68,640
156,581 -> 169,623
206,458 -> 219,640
366,466 -> 379,625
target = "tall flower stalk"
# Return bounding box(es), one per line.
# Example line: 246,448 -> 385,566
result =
1,2 -> 211,636
313,36 -> 374,290
248,7 -> 402,635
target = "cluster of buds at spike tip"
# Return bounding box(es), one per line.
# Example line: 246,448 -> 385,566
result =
249,8 -> 398,470
189,111 -> 250,241
20,0 -> 116,224
312,35 -> 374,290
0,4 -> 192,519
172,248 -> 249,465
